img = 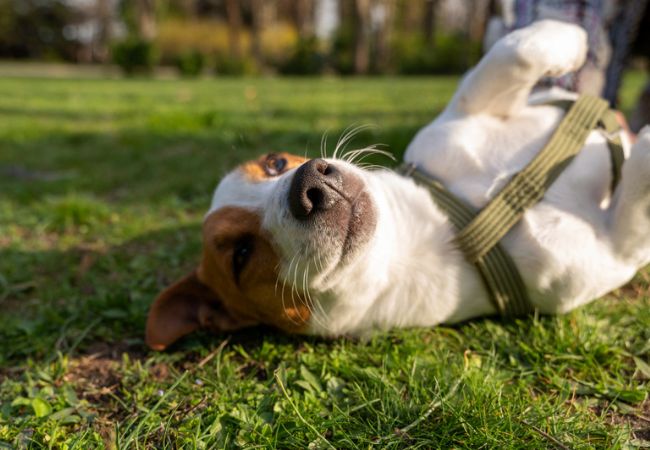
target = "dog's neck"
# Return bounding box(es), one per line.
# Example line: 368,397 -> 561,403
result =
309,170 -> 496,337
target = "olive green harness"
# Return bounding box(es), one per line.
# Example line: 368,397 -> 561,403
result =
398,95 -> 625,316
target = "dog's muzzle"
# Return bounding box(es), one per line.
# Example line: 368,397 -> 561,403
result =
289,158 -> 343,219
286,158 -> 377,260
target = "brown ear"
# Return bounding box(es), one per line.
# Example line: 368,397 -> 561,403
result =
146,271 -> 248,351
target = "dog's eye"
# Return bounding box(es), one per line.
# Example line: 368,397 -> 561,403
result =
232,236 -> 254,283
264,154 -> 288,177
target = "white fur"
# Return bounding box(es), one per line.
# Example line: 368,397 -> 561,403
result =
211,20 -> 650,337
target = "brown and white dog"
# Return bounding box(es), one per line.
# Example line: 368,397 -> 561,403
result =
146,20 -> 649,351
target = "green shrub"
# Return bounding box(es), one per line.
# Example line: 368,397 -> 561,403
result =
393,33 -> 481,75
111,38 -> 159,75
175,50 -> 205,77
330,27 -> 355,75
279,37 -> 325,75
213,53 -> 256,76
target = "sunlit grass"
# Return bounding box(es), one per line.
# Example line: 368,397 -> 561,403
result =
0,73 -> 648,448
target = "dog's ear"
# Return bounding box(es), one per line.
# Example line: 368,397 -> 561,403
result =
145,271 -> 248,351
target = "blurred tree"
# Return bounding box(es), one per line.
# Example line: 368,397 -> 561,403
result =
0,0 -> 487,75
293,0 -> 315,38
399,0 -> 421,32
353,0 -> 370,74
136,0 -> 157,40
118,0 -> 157,40
94,0 -> 113,62
423,0 -> 438,45
374,0 -> 394,73
250,0 -> 267,66
0,0 -> 82,61
112,0 -> 159,74
225,0 -> 242,59
465,0 -> 490,42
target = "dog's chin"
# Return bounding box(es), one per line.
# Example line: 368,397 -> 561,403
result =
287,188 -> 377,287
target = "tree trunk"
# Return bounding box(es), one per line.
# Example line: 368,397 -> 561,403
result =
251,0 -> 265,66
353,0 -> 370,74
400,0 -> 420,32
375,0 -> 395,73
423,0 -> 436,45
225,0 -> 242,59
466,0 -> 490,42
95,0 -> 112,62
294,0 -> 314,38
135,0 -> 156,41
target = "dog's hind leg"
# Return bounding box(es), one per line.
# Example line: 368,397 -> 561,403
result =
450,20 -> 588,118
609,127 -> 650,268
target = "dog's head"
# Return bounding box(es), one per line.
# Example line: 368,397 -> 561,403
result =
146,152 -> 379,350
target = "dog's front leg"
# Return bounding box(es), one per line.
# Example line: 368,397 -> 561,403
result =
450,20 -> 588,118
610,127 -> 650,268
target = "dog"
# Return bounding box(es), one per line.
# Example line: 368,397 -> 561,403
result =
146,20 -> 649,351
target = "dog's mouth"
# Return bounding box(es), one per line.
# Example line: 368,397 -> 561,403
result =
339,188 -> 375,261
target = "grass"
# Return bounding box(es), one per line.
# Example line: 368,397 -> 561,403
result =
0,72 -> 648,449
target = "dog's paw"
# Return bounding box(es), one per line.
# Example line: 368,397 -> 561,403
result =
504,19 -> 588,78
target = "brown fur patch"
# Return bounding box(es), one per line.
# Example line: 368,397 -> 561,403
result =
199,206 -> 311,333
240,152 -> 307,182
146,271 -> 236,350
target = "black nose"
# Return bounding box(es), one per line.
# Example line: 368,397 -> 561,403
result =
289,159 -> 342,219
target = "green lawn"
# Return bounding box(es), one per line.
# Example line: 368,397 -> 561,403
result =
0,73 -> 649,449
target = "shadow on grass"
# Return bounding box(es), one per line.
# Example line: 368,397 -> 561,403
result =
0,222 -> 335,368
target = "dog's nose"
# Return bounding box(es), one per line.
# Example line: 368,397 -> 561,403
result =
289,159 -> 342,219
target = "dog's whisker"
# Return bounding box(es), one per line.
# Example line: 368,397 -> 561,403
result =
281,252 -> 301,326
304,257 -> 327,331
355,163 -> 388,171
343,146 -> 395,166
320,129 -> 330,160
333,124 -> 356,160
289,252 -> 303,323
279,254 -> 293,324
310,248 -> 332,332
333,124 -> 374,160
344,148 -> 379,165
274,262 -> 282,297
302,264 -> 320,329
335,127 -> 366,160
291,252 -> 306,327
305,265 -> 331,332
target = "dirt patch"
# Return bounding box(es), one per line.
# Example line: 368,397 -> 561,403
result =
632,401 -> 650,441
64,352 -> 121,408
82,340 -> 146,361
592,399 -> 650,443
63,342 -> 146,414
61,341 -> 173,447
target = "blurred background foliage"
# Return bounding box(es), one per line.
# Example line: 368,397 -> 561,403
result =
0,0 -> 488,76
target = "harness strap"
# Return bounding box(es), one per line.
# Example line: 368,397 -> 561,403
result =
599,109 -> 625,192
550,99 -> 625,193
399,163 -> 532,316
399,94 -> 625,317
455,95 -> 610,263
